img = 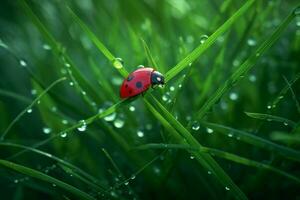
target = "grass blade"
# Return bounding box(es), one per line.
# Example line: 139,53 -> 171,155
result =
0,77 -> 66,140
165,0 -> 255,82
270,131 -> 300,144
194,7 -> 296,120
245,112 -> 297,128
0,159 -> 96,200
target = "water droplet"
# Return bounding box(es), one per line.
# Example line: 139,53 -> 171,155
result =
65,63 -> 71,68
104,112 -> 116,122
249,74 -> 257,82
283,122 -> 288,126
124,181 -> 129,186
255,52 -> 260,57
113,58 -> 123,69
19,59 -> 27,67
191,121 -> 200,131
206,128 -> 214,134
31,89 -> 37,95
190,155 -> 195,159
162,95 -> 169,101
14,179 -> 19,183
52,183 -> 56,187
51,106 -> 57,112
130,175 -> 136,180
278,96 -> 284,99
153,167 -> 161,174
110,191 -> 118,198
27,108 -> 33,113
225,186 -> 230,191
178,84 -> 182,88
229,92 -> 238,101
42,44 -> 51,50
200,35 -> 208,44
247,38 -> 257,46
233,59 -> 240,67
228,133 -> 233,137
267,118 -> 272,122
113,118 -> 125,128
37,100 -> 41,104
62,119 -> 68,124
60,132 -> 67,138
170,86 -> 175,91
297,21 -> 300,27
43,127 -> 52,134
137,65 -> 144,68
267,105 -> 272,109
69,82 -> 74,86
77,120 -> 87,132
111,77 -> 123,85
81,91 -> 86,96
137,130 -> 144,138
207,171 -> 212,175
129,106 -> 135,112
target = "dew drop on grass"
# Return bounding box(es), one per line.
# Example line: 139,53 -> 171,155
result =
249,74 -> 257,82
137,65 -> 144,68
51,106 -> 57,112
130,175 -> 136,180
225,186 -> 230,191
190,155 -> 195,159
137,130 -> 144,138
113,58 -> 124,69
52,183 -> 56,187
27,108 -> 33,113
43,127 -> 52,134
191,121 -> 200,131
19,59 -> 27,67
229,92 -> 238,101
129,106 -> 135,112
77,120 -> 87,132
14,179 -> 19,183
110,191 -> 118,198
64,63 -> 71,68
162,95 -> 168,101
62,119 -> 68,124
247,38 -> 257,46
104,112 -> 116,122
60,132 -> 67,138
207,171 -> 212,175
228,133 -> 233,137
170,86 -> 175,91
178,84 -> 182,88
267,105 -> 272,109
153,166 -> 161,174
81,91 -> 87,96
113,118 -> 125,128
69,82 -> 74,86
283,122 -> 288,126
256,52 -> 261,57
206,128 -> 214,134
200,35 -> 208,44
31,89 -> 37,95
124,181 -> 129,186
42,44 -> 51,50
294,7 -> 300,15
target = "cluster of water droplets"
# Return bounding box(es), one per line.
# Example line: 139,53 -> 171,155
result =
77,120 -> 87,132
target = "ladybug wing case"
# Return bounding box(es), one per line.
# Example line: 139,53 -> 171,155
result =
120,68 -> 154,98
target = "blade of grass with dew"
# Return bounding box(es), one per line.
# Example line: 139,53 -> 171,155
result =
270,131 -> 300,144
19,0 -> 102,103
0,159 -> 96,200
245,112 -> 297,128
140,38 -> 159,68
0,142 -> 106,192
67,6 -> 129,78
165,0 -> 255,82
134,143 -> 300,184
194,7 -> 297,121
202,122 -> 300,162
7,98 -> 131,159
0,77 -> 66,140
144,95 -> 248,200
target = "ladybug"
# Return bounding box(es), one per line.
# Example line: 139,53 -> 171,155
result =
120,67 -> 165,99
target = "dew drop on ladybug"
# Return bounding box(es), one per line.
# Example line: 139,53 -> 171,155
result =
120,67 -> 165,99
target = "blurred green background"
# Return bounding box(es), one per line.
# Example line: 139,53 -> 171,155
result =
0,0 -> 300,199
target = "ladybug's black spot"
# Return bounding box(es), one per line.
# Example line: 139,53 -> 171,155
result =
127,75 -> 134,81
135,81 -> 143,89
125,84 -> 128,88
129,89 -> 132,94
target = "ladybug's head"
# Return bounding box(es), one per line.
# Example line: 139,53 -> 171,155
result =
151,71 -> 165,86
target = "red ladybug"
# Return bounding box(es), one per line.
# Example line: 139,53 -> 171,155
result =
120,67 -> 165,99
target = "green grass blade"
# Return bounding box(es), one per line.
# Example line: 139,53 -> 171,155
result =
203,122 -> 300,162
144,95 -> 247,200
165,0 -> 255,82
135,143 -> 300,184
194,8 -> 296,120
283,76 -> 300,114
0,159 -> 96,200
270,131 -> 300,144
245,112 -> 297,128
0,89 -> 31,104
0,142 -> 106,191
0,77 -> 66,140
